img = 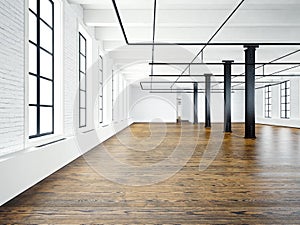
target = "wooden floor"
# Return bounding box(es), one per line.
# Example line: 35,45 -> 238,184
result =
1,123 -> 300,224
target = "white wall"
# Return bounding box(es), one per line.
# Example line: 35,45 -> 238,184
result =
0,0 -> 25,156
256,78 -> 300,128
0,0 -> 132,206
130,86 -> 177,123
181,91 -> 245,123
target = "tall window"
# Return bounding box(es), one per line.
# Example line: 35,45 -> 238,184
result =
98,55 -> 103,124
264,85 -> 272,118
79,33 -> 87,128
280,81 -> 291,119
28,0 -> 54,139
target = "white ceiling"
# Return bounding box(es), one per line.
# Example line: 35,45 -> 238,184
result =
68,0 -> 300,88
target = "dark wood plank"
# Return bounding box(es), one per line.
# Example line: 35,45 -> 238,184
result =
1,123 -> 300,224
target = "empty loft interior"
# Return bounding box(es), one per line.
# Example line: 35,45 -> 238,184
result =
1,0 -> 300,223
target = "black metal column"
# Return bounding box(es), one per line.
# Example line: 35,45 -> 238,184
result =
205,74 -> 211,128
193,82 -> 198,124
223,60 -> 234,132
244,45 -> 259,139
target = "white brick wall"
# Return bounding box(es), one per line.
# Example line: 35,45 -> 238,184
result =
0,0 -> 25,156
0,0 -> 86,155
63,1 -> 82,136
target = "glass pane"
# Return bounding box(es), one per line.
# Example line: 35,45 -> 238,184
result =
287,111 -> 291,118
29,12 -> 37,43
29,0 -> 37,13
99,109 -> 103,123
29,43 -> 37,74
40,49 -> 53,79
287,81 -> 290,88
287,88 -> 291,96
80,35 -> 86,54
29,75 -> 37,104
98,57 -> 103,70
99,84 -> 103,95
287,104 -> 291,111
40,21 -> 53,53
80,91 -> 86,108
40,106 -> 53,133
80,55 -> 86,72
80,72 -> 86,90
40,78 -> 53,105
40,0 -> 53,27
287,95 -> 291,103
29,106 -> 37,136
80,109 -> 86,127
99,97 -> 103,109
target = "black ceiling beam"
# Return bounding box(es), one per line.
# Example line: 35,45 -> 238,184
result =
238,49 -> 300,76
149,62 -> 300,66
149,74 -> 300,77
111,0 -> 300,46
141,81 -> 278,84
170,0 -> 246,88
255,80 -> 289,90
149,91 -> 234,94
150,0 -> 157,89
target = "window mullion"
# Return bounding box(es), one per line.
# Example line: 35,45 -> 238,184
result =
37,0 -> 41,135
51,0 -> 55,133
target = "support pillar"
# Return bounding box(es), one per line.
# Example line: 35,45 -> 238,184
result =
223,60 -> 234,132
244,45 -> 259,139
205,74 -> 211,128
193,82 -> 198,124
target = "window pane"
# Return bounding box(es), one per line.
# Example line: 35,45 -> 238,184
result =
40,78 -> 53,105
40,106 -> 53,133
80,91 -> 86,108
29,106 -> 37,136
29,75 -> 37,104
80,72 -> 86,90
29,43 -> 37,74
29,12 -> 37,43
80,55 -> 86,72
80,109 -> 86,127
287,111 -> 291,118
80,36 -> 86,54
40,21 -> 53,53
99,85 -> 103,96
99,109 -> 103,123
99,97 -> 103,109
287,81 -> 290,88
40,0 -> 53,27
40,49 -> 53,79
29,0 -> 37,13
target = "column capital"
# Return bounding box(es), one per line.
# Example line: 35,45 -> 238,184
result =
222,60 -> 234,64
243,45 -> 259,50
204,73 -> 213,77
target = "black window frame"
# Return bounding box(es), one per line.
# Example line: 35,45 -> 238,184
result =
280,80 -> 291,119
28,0 -> 55,139
79,32 -> 87,128
264,85 -> 272,118
98,55 -> 103,124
